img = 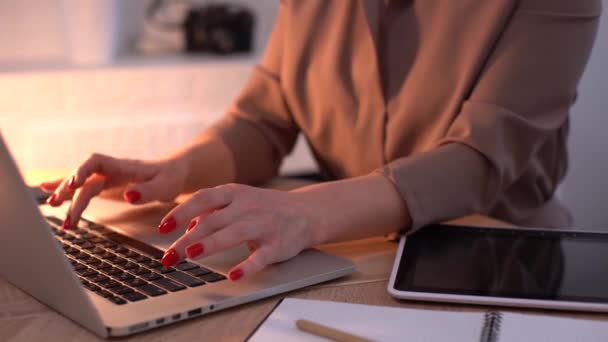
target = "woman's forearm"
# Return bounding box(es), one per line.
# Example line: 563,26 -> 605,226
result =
169,137 -> 411,245
168,135 -> 236,193
294,174 -> 412,245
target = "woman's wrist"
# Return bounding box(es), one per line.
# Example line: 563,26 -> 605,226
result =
292,174 -> 412,246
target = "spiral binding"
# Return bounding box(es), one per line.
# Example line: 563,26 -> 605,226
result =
479,311 -> 503,342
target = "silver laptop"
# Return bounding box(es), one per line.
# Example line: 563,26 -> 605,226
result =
0,135 -> 355,337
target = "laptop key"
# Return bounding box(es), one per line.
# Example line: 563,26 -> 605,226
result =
140,272 -> 162,281
137,284 -> 167,297
81,220 -> 106,232
141,259 -> 162,268
186,267 -> 211,277
104,255 -> 120,263
100,267 -> 123,276
65,247 -> 80,255
112,257 -> 129,265
113,245 -> 129,252
108,296 -> 127,305
82,281 -> 101,293
63,234 -> 77,241
131,267 -> 151,276
176,261 -> 199,271
115,247 -> 130,255
110,285 -> 134,295
133,255 -> 151,263
74,252 -> 89,260
97,251 -> 120,262
121,262 -> 139,270
102,241 -> 118,248
152,278 -> 186,292
90,247 -> 105,255
96,262 -> 112,270
89,237 -> 106,244
72,228 -> 88,235
72,239 -> 86,245
125,250 -> 140,258
79,232 -> 96,239
89,224 -> 107,233
99,279 -> 121,289
166,272 -> 205,287
87,274 -> 109,283
82,270 -> 100,278
104,232 -> 165,260
124,278 -> 147,287
113,272 -> 135,282
76,268 -> 97,277
154,266 -> 176,274
198,273 -> 226,283
83,256 -> 101,265
84,282 -> 101,293
122,291 -> 147,302
81,242 -> 95,250
98,290 -> 114,298
72,263 -> 88,271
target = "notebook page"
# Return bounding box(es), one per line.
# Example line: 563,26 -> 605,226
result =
499,312 -> 608,342
249,298 -> 484,342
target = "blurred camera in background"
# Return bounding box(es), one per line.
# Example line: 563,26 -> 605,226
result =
142,0 -> 255,55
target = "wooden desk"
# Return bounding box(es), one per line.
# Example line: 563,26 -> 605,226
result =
1,172 -> 604,341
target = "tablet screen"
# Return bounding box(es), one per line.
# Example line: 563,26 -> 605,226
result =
394,225 -> 608,303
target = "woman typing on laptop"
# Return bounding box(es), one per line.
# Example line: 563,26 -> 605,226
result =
39,1 -> 600,282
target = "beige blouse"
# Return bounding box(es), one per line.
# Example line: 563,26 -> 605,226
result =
207,0 -> 602,230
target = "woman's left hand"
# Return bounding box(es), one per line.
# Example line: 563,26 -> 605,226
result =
157,183 -> 321,281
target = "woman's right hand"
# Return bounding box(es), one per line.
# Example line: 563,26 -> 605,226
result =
40,153 -> 190,229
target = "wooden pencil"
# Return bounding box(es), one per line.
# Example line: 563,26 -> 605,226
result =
295,319 -> 376,342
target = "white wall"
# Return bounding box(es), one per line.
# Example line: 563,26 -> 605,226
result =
561,9 -> 608,230
0,0 -> 66,64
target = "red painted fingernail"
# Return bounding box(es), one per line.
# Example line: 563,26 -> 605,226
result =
67,176 -> 76,190
186,220 -> 197,232
185,243 -> 204,258
161,249 -> 179,267
40,182 -> 52,191
158,217 -> 177,234
46,194 -> 58,206
124,190 -> 141,204
62,214 -> 71,230
229,268 -> 244,281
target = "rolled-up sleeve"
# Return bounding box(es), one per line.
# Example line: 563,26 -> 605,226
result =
205,1 -> 299,185
378,1 -> 602,230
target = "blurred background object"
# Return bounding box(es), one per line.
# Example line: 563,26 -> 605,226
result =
140,0 -> 255,56
0,0 -> 606,229
183,3 -> 254,54
62,0 -> 146,65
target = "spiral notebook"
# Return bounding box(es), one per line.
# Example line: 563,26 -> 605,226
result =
248,298 -> 608,342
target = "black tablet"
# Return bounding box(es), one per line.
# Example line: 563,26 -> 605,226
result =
388,224 -> 608,312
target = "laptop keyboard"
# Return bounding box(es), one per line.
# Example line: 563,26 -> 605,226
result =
45,216 -> 226,306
